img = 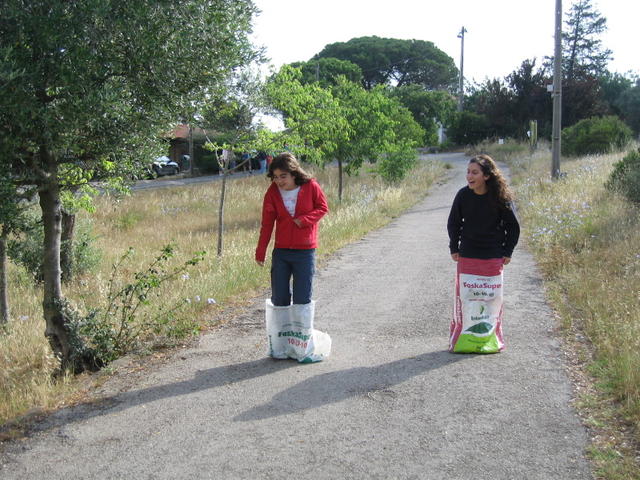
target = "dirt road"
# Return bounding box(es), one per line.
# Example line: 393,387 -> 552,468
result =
1,153 -> 592,479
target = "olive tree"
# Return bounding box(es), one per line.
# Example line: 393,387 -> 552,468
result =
0,0 -> 258,371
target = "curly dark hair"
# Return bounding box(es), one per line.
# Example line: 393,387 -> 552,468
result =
469,154 -> 514,209
267,152 -> 313,185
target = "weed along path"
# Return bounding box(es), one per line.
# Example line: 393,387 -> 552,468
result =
1,153 -> 592,479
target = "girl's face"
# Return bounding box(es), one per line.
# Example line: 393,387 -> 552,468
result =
272,168 -> 297,191
466,162 -> 490,193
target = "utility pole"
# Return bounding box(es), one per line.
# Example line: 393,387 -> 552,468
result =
551,0 -> 562,179
457,26 -> 467,112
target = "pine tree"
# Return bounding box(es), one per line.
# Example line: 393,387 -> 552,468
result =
563,0 -> 613,80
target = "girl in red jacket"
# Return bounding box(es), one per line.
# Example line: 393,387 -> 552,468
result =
255,152 -> 328,305
256,153 -> 331,361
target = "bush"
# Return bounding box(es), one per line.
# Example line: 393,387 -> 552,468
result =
8,217 -> 101,283
607,148 -> 640,203
68,245 -> 206,366
198,153 -> 220,174
562,115 -> 632,156
447,111 -> 490,146
372,143 -> 418,183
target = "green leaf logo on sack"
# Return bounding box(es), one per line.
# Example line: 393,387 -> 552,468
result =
465,322 -> 493,334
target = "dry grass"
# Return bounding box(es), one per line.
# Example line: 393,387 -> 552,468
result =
0,158 -> 445,427
505,145 -> 640,479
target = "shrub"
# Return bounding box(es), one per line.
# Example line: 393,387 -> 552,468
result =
562,115 -> 632,156
606,148 -> 640,203
68,245 -> 206,366
198,153 -> 220,174
372,143 -> 418,183
8,217 -> 101,283
446,111 -> 490,146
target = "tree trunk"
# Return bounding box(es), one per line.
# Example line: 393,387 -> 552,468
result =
338,159 -> 344,203
60,210 -> 75,283
0,225 -> 9,327
39,181 -> 72,365
38,170 -> 94,372
217,171 -> 227,256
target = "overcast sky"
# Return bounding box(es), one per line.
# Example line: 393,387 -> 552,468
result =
250,0 -> 638,85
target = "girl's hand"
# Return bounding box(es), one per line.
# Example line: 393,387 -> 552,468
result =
451,253 -> 459,262
293,218 -> 302,227
256,260 -> 264,267
503,257 -> 511,265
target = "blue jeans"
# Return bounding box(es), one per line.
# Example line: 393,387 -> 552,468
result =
271,248 -> 315,306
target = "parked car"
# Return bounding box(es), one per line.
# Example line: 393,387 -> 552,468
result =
151,156 -> 180,177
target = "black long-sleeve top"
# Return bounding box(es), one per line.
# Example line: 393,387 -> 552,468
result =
447,186 -> 520,259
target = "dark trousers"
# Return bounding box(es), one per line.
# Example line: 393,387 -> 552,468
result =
271,248 -> 315,306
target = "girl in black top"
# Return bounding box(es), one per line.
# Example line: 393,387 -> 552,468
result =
447,154 -> 520,354
447,155 -> 520,262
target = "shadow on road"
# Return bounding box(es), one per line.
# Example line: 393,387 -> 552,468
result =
234,350 -> 470,422
20,351 -> 470,435
22,357 -> 298,434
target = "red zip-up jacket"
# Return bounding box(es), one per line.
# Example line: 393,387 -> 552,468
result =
255,179 -> 329,263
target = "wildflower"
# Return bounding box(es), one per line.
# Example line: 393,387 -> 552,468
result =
207,298 -> 216,304
182,273 -> 190,280
195,295 -> 201,302
185,298 -> 191,304
19,315 -> 29,321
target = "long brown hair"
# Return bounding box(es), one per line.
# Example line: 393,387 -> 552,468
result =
267,152 -> 313,186
469,154 -> 514,209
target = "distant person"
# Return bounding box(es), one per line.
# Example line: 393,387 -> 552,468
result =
221,148 -> 235,174
256,151 -> 268,174
241,151 -> 252,174
255,152 -> 331,362
447,154 -> 520,354
180,154 -> 190,172
227,150 -> 236,173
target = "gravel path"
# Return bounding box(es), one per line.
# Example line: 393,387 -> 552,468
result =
1,153 -> 592,479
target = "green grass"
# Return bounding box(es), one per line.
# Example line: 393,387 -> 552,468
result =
0,158 -> 445,427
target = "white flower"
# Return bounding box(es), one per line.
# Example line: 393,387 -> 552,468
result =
207,298 -> 216,304
182,274 -> 190,280
185,298 -> 191,304
195,295 -> 201,302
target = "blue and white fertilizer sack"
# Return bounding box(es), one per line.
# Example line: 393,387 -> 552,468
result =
265,299 -> 331,363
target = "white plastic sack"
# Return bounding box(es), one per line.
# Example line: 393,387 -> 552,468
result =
265,300 -> 331,363
265,301 -> 290,359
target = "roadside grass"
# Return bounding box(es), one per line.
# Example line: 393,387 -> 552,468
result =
490,143 -> 640,479
0,158 -> 446,428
